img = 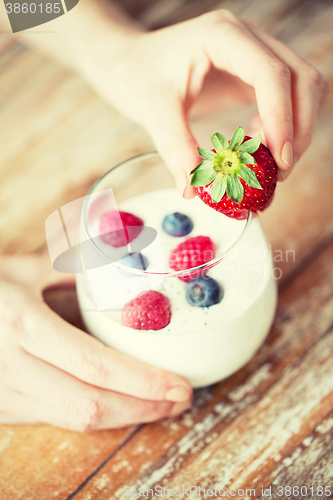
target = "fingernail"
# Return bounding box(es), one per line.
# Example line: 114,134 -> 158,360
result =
170,399 -> 192,416
176,169 -> 189,198
165,385 -> 191,403
281,141 -> 293,168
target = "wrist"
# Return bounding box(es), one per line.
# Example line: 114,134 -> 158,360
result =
65,0 -> 145,74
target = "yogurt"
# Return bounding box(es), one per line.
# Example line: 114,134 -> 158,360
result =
76,188 -> 277,387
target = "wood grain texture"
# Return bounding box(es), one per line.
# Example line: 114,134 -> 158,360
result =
63,239 -> 333,500
0,425 -> 139,500
0,0 -> 332,498
0,47 -> 154,255
259,412 -> 333,498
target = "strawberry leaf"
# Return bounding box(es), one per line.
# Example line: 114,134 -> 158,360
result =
210,175 -> 227,203
229,127 -> 245,151
238,135 -> 261,154
211,133 -> 228,152
239,152 -> 256,165
190,160 -> 213,174
227,174 -> 244,203
238,165 -> 262,190
197,148 -> 216,161
190,167 -> 216,187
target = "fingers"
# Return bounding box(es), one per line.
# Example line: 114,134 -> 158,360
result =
244,20 -> 328,181
4,351 -> 191,430
21,301 -> 192,404
0,386 -> 66,426
203,12 -> 294,174
144,94 -> 198,199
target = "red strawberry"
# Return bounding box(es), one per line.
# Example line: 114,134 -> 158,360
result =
169,235 -> 215,282
190,127 -> 278,220
122,290 -> 171,331
99,211 -> 143,247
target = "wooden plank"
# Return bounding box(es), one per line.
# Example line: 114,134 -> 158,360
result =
0,425 -> 139,500
0,49 -> 154,254
258,411 -> 333,499
63,238 -> 333,500
0,39 -> 24,63
0,1 -> 332,499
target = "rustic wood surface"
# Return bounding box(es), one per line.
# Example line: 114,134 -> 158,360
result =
0,0 -> 333,498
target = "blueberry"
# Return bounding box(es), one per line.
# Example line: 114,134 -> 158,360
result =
162,212 -> 193,237
185,276 -> 223,307
120,252 -> 148,274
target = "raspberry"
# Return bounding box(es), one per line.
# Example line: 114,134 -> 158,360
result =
99,211 -> 143,247
169,235 -> 215,282
122,291 -> 171,331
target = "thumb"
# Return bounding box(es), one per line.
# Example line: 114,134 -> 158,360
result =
145,99 -> 199,199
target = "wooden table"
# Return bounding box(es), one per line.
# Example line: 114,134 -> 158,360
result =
1,0 -> 333,498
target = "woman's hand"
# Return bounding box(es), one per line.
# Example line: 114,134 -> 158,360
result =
4,2 -> 327,193
77,9 -> 328,194
0,256 -> 192,430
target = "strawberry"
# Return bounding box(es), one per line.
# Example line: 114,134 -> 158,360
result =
122,290 -> 171,330
169,235 -> 215,282
99,211 -> 143,247
190,127 -> 278,220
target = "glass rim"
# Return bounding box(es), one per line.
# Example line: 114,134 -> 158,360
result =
83,151 -> 252,278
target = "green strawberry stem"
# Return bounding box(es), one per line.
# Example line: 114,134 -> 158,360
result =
190,127 -> 263,203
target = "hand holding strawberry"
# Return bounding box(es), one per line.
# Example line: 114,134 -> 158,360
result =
190,127 -> 278,220
15,4 -> 327,194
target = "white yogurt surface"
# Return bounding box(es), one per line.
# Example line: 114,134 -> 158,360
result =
76,188 -> 277,387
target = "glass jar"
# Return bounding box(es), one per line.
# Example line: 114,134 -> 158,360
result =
76,152 -> 277,387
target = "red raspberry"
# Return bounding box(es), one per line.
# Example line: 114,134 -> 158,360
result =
169,235 -> 215,282
122,291 -> 171,331
99,211 -> 143,247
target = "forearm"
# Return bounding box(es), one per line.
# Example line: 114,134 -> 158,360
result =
0,0 -> 143,71
65,0 -> 144,70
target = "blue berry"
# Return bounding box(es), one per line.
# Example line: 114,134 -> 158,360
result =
120,252 -> 148,274
185,276 -> 223,307
162,212 -> 193,237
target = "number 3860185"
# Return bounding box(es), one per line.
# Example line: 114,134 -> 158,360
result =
5,3 -> 61,14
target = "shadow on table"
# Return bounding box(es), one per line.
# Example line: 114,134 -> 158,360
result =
42,282 -> 88,333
